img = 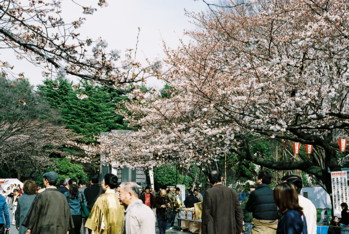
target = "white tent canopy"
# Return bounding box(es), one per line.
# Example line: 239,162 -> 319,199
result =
0,178 -> 23,193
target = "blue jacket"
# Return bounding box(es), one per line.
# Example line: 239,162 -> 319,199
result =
0,195 -> 10,228
277,210 -> 307,234
64,191 -> 86,215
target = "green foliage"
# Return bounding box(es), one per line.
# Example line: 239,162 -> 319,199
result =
51,158 -> 88,183
160,84 -> 176,98
226,153 -> 256,182
39,78 -> 131,143
154,164 -> 192,188
0,77 -> 56,124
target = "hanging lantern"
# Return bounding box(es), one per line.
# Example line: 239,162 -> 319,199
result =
305,144 -> 313,155
292,142 -> 301,156
338,139 -> 348,152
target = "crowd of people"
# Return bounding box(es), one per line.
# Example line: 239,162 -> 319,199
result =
0,172 -> 205,234
0,170 -> 346,234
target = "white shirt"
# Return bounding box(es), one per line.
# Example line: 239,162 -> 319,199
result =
125,199 -> 156,234
299,195 -> 317,234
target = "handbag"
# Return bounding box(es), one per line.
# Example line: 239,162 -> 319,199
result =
80,193 -> 90,218
81,201 -> 90,218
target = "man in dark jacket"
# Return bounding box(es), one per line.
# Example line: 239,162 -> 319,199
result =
84,175 -> 101,211
246,171 -> 278,234
202,171 -> 243,234
184,190 -> 199,208
23,171 -> 74,233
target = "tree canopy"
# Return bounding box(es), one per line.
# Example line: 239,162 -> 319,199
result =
93,0 -> 349,192
39,78 -> 131,143
0,77 -> 73,178
0,0 -> 155,85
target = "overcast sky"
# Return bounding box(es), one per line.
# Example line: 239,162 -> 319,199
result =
2,0 -> 211,88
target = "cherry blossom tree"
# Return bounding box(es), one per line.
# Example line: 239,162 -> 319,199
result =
0,0 -> 154,85
92,0 -> 349,193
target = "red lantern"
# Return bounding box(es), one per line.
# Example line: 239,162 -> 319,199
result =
292,142 -> 301,155
305,144 -> 313,155
338,139 -> 348,152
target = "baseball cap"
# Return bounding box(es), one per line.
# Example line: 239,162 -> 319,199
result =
43,171 -> 58,184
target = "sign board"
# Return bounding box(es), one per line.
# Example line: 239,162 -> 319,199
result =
331,171 -> 348,217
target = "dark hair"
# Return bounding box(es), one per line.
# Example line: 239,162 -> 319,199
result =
104,173 -> 118,189
68,178 -> 77,185
145,186 -> 150,191
258,171 -> 272,184
175,187 -> 180,191
188,190 -> 193,195
208,171 -> 222,184
23,180 -> 37,195
90,175 -> 99,184
282,175 -> 302,194
330,216 -> 340,226
68,184 -> 79,199
79,180 -> 86,186
274,182 -> 303,215
341,203 -> 348,210
194,189 -> 199,192
13,189 -> 19,193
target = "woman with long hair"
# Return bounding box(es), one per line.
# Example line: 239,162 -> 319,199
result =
65,181 -> 85,234
274,182 -> 307,234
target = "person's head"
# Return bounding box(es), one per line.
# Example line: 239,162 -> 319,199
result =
68,178 -> 77,185
102,173 -> 118,191
170,187 -> 175,193
175,187 -> 180,195
69,183 -> 79,199
145,186 -> 150,194
274,182 -> 302,214
13,189 -> 19,195
194,189 -> 199,195
90,175 -> 99,185
23,180 -> 37,195
159,189 -> 167,197
43,171 -> 59,187
208,170 -> 222,185
79,180 -> 86,187
341,203 -> 348,210
63,178 -> 70,187
281,174 -> 302,194
118,182 -> 142,206
257,170 -> 272,185
331,216 -> 340,224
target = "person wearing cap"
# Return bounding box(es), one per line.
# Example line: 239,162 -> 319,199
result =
282,174 -> 317,234
22,171 -> 74,234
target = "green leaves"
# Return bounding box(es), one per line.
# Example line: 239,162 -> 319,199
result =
39,78 -> 130,143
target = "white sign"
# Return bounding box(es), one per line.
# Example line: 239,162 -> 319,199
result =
331,171 -> 348,217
